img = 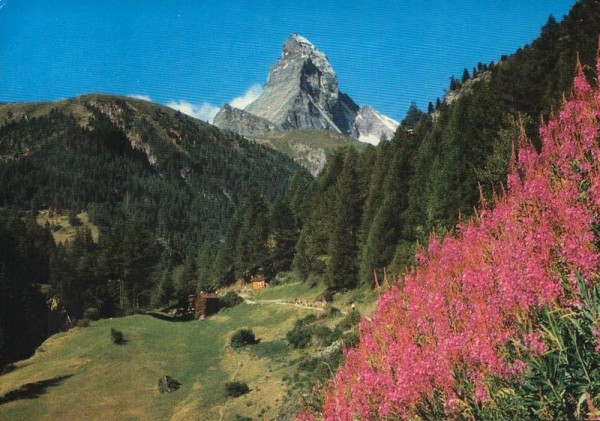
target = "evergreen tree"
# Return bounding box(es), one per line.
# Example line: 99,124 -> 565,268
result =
152,269 -> 175,308
213,213 -> 242,285
462,68 -> 470,83
265,199 -> 298,277
234,192 -> 270,280
449,76 -> 460,90
173,254 -> 197,301
326,150 -> 362,289
292,151 -> 346,280
400,102 -> 425,130
195,244 -> 217,292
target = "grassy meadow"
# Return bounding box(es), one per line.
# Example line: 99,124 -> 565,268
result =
36,210 -> 100,244
0,301 -> 321,420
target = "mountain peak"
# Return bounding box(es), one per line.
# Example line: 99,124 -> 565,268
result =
281,34 -> 326,64
285,33 -> 316,50
214,34 -> 398,143
244,33 -> 355,133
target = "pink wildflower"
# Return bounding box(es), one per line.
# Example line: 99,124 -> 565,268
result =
323,51 -> 600,420
523,332 -> 547,355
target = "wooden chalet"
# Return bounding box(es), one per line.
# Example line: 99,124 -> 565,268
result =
251,274 -> 267,290
187,293 -> 220,318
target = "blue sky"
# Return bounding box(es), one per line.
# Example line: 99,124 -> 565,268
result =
0,0 -> 575,122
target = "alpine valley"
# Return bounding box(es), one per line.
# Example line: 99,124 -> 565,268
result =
2,1 -> 600,420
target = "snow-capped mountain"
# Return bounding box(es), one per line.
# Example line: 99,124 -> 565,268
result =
352,106 -> 399,145
213,34 -> 398,145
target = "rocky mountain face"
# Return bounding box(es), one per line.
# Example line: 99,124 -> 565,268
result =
212,103 -> 277,137
214,34 -> 398,145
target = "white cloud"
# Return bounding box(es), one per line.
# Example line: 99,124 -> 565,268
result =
166,100 -> 220,123
165,83 -> 263,124
128,94 -> 152,102
230,84 -> 263,109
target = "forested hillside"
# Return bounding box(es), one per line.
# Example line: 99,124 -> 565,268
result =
206,0 -> 600,291
0,94 -> 308,252
0,94 -> 309,366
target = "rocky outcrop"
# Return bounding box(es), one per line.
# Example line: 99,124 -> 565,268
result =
212,104 -> 278,136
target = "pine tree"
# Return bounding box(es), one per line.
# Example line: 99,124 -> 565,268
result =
326,150 -> 362,289
213,213 -> 241,285
195,244 -> 217,292
234,192 -> 270,280
428,101 -> 435,114
462,68 -> 470,83
292,151 -> 346,280
265,199 -> 298,277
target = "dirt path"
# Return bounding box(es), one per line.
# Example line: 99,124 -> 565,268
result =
239,293 -> 327,312
237,293 -> 373,321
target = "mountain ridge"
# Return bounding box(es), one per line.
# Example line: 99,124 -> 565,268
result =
0,93 -> 310,252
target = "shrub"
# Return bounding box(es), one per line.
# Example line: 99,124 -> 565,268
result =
342,331 -> 360,349
311,325 -> 336,347
230,329 -> 258,349
220,291 -> 243,308
77,318 -> 90,328
225,381 -> 250,397
286,321 -> 313,349
316,291 -> 334,303
298,349 -> 344,384
334,309 -> 360,333
110,328 -> 124,345
83,307 -> 100,321
67,210 -> 81,226
269,271 -> 295,286
300,314 -> 317,324
324,306 -> 341,318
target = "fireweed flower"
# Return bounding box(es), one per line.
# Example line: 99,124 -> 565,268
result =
320,53 -> 600,419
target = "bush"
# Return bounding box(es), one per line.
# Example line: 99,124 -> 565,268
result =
317,291 -> 334,303
297,349 -> 344,384
220,291 -> 243,308
286,321 -> 312,349
326,306 -> 341,317
77,318 -> 90,328
311,325 -> 336,347
110,328 -> 124,345
269,271 -> 296,286
342,331 -> 360,349
83,307 -> 100,321
225,381 -> 250,397
335,309 -> 360,333
67,210 -> 81,226
231,329 -> 258,349
300,314 -> 317,324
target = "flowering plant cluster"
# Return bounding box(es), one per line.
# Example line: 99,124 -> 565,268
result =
320,53 -> 600,420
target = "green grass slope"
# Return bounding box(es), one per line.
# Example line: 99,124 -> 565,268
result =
0,303 -> 320,420
250,130 -> 370,175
